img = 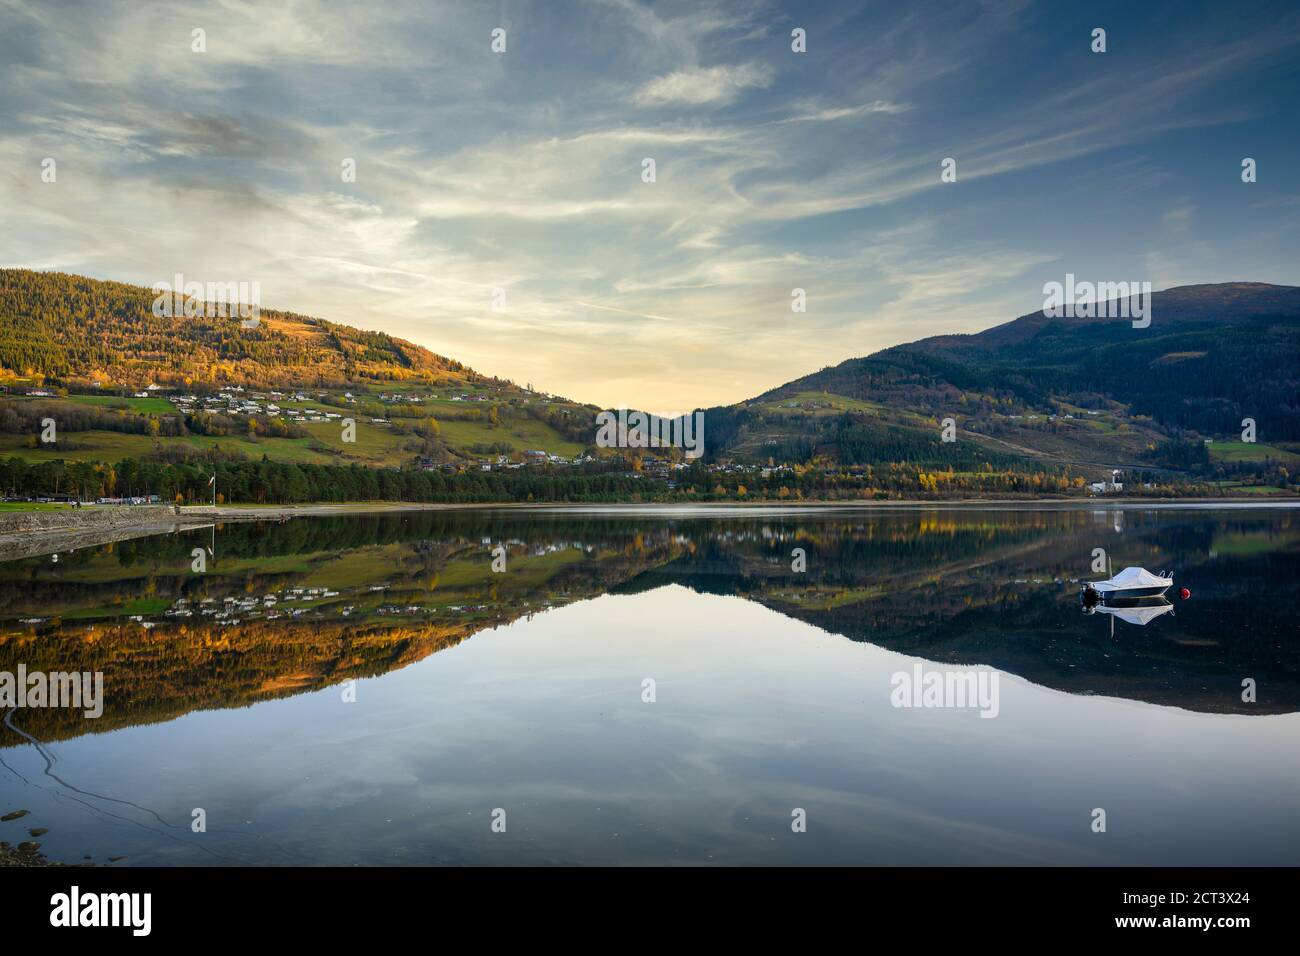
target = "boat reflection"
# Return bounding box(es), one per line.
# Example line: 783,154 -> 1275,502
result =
1082,594 -> 1175,626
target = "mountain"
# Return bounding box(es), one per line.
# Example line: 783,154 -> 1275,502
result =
0,270 -> 598,470
704,283 -> 1300,476
0,268 -> 478,389
2,270 -> 1297,487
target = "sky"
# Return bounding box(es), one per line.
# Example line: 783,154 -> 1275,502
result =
2,0 -> 1299,413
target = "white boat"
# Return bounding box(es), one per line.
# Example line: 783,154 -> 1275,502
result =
1084,566 -> 1173,600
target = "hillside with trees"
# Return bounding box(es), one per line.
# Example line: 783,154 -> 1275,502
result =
702,282 -> 1300,486
1,272 -> 1296,500
0,269 -> 477,389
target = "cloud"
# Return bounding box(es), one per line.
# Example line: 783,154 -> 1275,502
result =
633,63 -> 772,107
1,0 -> 1298,411
777,100 -> 911,123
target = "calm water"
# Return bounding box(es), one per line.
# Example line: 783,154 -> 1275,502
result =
1,505 -> 1297,866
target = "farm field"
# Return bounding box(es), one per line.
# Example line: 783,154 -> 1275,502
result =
0,412 -> 588,467
1208,441 -> 1300,464
64,393 -> 177,414
0,430 -> 338,465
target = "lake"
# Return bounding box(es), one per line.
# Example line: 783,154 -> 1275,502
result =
1,504 -> 1297,865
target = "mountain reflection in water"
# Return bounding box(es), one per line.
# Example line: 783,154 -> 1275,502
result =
1,506 -> 1297,866
2,507 -> 1297,747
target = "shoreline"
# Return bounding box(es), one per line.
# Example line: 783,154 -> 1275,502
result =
1,496 -> 1297,560
188,495 -> 1300,518
10,494 -> 1300,523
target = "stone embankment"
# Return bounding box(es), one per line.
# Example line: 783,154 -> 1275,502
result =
0,505 -> 203,562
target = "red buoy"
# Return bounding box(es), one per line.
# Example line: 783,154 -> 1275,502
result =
1179,587 -> 1191,600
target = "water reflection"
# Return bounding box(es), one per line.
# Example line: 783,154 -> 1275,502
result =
1083,595 -> 1175,626
2,507 -> 1297,752
1,507 -> 1298,866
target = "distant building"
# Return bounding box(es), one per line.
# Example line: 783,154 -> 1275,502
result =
1090,470 -> 1124,494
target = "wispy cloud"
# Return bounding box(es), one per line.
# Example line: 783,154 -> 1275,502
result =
1,0 -> 1298,410
634,62 -> 773,106
777,100 -> 911,123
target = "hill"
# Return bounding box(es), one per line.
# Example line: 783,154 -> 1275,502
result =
704,283 -> 1300,481
0,268 -> 472,389
1,270 -> 1297,498
0,270 -> 598,469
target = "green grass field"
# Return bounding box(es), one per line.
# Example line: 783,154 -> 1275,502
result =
65,394 -> 176,414
0,414 -> 585,466
1208,441 -> 1300,464
1237,485 -> 1290,495
754,390 -> 882,416
436,416 -> 586,456
301,421 -> 413,465
0,430 -> 342,464
0,385 -> 594,469
1076,418 -> 1118,433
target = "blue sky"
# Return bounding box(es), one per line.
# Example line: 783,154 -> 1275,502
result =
2,0 -> 1298,411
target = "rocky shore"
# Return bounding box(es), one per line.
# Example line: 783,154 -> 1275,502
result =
1,809 -> 101,867
0,505 -> 207,563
